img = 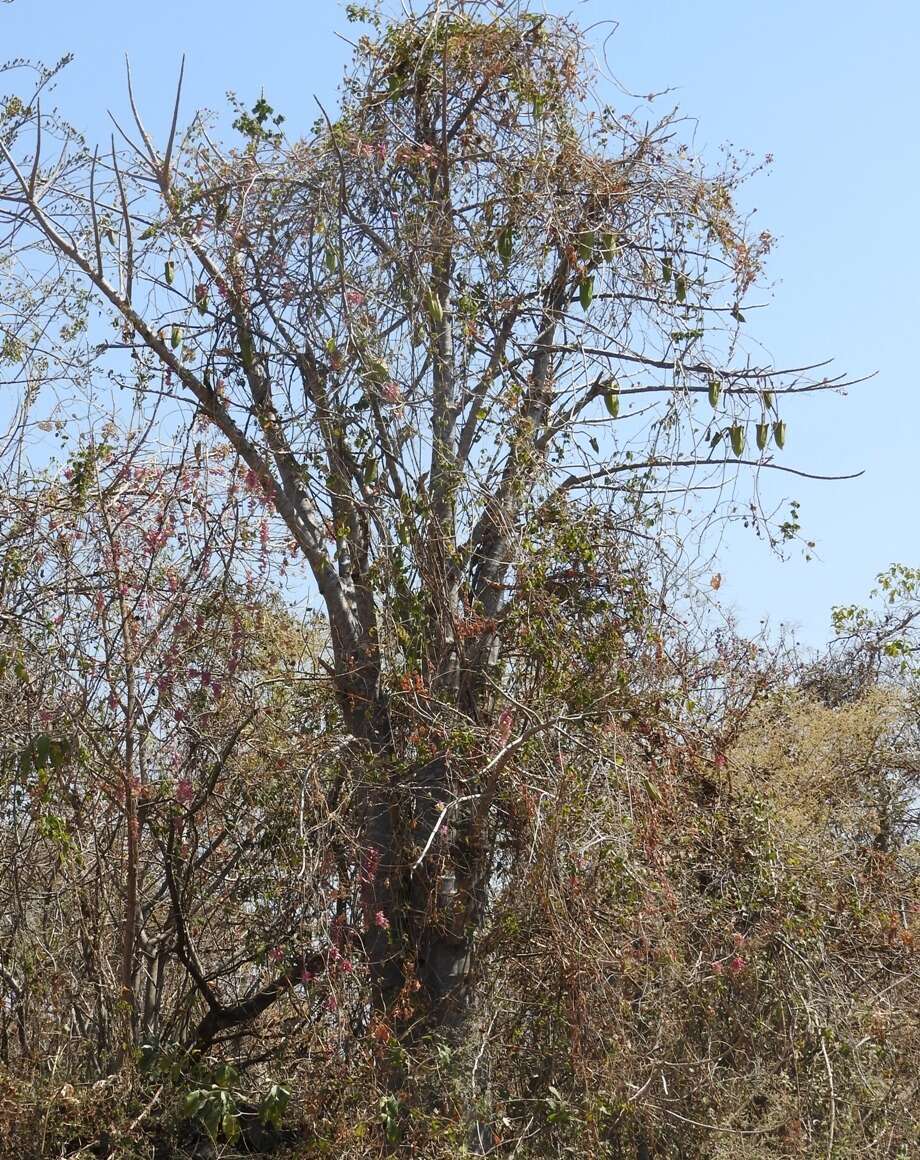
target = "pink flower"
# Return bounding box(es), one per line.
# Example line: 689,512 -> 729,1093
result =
175,778 -> 194,806
301,969 -> 315,985
268,945 -> 284,963
711,960 -> 724,975
379,381 -> 402,405
345,289 -> 366,308
374,911 -> 390,930
729,956 -> 746,974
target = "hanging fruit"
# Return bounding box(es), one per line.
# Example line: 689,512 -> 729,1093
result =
425,287 -> 443,324
576,230 -> 595,261
729,424 -> 745,457
599,231 -> 618,262
708,380 -> 721,409
497,225 -> 514,266
773,421 -> 787,449
756,422 -> 769,450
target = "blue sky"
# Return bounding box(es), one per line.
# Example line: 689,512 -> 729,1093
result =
3,0 -> 917,646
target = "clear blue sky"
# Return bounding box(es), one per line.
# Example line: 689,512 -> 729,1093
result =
4,0 -> 917,646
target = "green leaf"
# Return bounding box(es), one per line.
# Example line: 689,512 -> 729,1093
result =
33,733 -> 51,770
183,1089 -> 209,1118
579,275 -> 594,310
222,1110 -> 239,1143
642,775 -> 662,803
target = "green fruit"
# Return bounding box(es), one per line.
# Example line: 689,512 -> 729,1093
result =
661,255 -> 673,283
763,390 -> 774,412
708,380 -> 721,409
599,231 -> 618,262
729,424 -> 745,457
773,421 -> 787,449
170,325 -> 181,349
576,230 -> 595,261
164,260 -> 175,286
324,245 -> 338,273
426,289 -> 443,324
363,454 -> 379,484
579,275 -> 594,310
675,273 -> 687,303
497,225 -> 514,265
603,388 -> 619,418
756,422 -> 769,451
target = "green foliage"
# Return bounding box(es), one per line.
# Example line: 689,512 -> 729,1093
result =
230,94 -> 285,144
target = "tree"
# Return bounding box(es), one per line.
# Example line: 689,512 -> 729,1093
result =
4,3 -> 904,1157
